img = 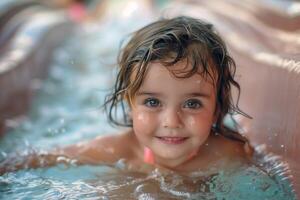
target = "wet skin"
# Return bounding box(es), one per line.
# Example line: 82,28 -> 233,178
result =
0,60 -> 249,174
131,61 -> 217,168
58,61 -> 249,173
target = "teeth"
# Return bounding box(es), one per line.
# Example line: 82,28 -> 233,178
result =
157,137 -> 187,141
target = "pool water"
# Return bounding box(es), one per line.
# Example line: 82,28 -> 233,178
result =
0,17 -> 297,200
0,159 -> 295,199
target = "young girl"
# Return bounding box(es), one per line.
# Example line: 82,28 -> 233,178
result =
1,16 -> 252,174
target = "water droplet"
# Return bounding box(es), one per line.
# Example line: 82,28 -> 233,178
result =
280,144 -> 284,148
115,158 -> 126,169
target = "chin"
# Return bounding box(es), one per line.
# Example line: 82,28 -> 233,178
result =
156,151 -> 191,163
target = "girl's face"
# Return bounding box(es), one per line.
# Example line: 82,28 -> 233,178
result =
131,61 -> 217,168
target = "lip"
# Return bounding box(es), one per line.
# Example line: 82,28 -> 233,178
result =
155,136 -> 189,145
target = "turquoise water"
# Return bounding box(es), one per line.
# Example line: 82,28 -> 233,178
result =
0,18 -> 297,200
0,160 -> 295,199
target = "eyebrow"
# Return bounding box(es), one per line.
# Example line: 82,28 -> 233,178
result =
136,92 -> 211,98
186,92 -> 211,98
136,92 -> 160,96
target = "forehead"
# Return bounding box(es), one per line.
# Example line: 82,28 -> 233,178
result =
139,61 -> 216,94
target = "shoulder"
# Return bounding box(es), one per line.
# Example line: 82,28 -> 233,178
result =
209,134 -> 252,159
91,129 -> 132,148
61,129 -> 137,164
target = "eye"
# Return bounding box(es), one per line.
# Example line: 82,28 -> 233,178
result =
183,99 -> 202,109
144,98 -> 160,108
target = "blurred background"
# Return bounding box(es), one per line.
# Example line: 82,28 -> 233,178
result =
0,0 -> 299,198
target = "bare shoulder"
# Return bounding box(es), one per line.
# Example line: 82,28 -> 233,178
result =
209,134 -> 252,158
91,129 -> 134,149
60,129 -> 136,164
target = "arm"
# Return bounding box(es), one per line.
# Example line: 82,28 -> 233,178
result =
0,149 -> 69,175
0,131 -> 133,175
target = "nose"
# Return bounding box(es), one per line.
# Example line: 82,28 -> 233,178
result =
162,108 -> 183,129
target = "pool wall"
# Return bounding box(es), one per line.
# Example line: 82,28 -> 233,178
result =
0,1 -> 74,135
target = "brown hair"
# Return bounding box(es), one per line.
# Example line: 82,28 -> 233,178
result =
104,16 -> 250,143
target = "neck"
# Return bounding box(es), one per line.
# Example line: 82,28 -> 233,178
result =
143,147 -> 199,169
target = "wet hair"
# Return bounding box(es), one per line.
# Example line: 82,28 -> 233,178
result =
104,16 -> 250,143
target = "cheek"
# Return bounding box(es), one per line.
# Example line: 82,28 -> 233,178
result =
132,110 -> 155,135
185,114 -> 213,134
187,115 -> 196,127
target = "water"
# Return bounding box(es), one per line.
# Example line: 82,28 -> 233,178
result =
0,9 -> 297,200
0,161 -> 295,199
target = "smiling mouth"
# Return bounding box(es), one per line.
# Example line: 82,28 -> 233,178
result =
155,136 -> 189,144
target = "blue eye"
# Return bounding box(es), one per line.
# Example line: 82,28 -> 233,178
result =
184,99 -> 202,109
144,98 -> 160,107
